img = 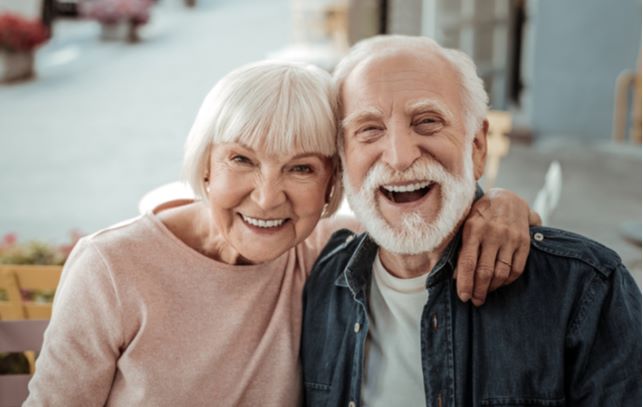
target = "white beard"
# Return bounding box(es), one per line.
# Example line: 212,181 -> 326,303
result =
343,151 -> 476,255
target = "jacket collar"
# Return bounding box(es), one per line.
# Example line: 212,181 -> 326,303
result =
335,230 -> 461,298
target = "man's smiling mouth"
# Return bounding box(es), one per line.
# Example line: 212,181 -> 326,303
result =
379,181 -> 434,204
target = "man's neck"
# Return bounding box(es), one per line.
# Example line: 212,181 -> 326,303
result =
378,235 -> 453,280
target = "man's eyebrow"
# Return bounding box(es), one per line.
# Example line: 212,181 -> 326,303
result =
341,107 -> 384,129
405,99 -> 453,122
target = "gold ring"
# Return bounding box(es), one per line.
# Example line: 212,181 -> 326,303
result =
497,259 -> 512,267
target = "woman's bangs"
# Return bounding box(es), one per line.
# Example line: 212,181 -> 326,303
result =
219,83 -> 336,157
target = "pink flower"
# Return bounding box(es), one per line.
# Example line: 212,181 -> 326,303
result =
0,13 -> 49,52
1,232 -> 17,247
81,0 -> 152,25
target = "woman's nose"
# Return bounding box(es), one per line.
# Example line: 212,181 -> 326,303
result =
251,173 -> 287,210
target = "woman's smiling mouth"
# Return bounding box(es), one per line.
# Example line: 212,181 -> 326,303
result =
240,214 -> 289,229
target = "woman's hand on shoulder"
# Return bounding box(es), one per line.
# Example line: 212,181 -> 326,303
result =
456,188 -> 541,306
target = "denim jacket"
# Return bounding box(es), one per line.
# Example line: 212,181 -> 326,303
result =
301,226 -> 642,407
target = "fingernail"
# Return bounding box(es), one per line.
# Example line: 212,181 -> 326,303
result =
472,298 -> 484,307
459,292 -> 471,302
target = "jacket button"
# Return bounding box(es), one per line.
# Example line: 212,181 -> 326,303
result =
354,322 -> 361,333
348,402 -> 356,407
432,314 -> 438,331
534,232 -> 544,241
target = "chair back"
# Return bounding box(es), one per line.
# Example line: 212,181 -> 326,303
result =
0,265 -> 62,320
0,319 -> 48,407
532,161 -> 562,226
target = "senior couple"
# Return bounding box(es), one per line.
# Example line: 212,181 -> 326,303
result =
26,35 -> 640,406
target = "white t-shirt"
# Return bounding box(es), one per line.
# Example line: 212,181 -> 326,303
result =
361,252 -> 429,407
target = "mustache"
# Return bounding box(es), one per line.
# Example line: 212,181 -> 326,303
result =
361,159 -> 451,193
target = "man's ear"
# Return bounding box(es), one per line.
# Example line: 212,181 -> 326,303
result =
472,119 -> 488,180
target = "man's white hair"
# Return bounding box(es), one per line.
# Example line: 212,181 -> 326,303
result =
183,60 -> 343,217
333,35 -> 489,142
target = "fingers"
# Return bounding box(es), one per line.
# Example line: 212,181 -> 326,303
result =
458,189 -> 533,306
506,235 -> 530,285
470,241 -> 497,307
455,239 -> 478,303
488,246 -> 513,292
528,209 -> 542,226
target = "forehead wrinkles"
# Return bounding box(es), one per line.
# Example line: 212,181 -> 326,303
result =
343,55 -> 459,108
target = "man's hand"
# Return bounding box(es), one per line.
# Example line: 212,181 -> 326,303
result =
455,188 -> 541,306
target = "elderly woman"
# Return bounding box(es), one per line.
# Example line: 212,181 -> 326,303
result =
26,61 -> 535,406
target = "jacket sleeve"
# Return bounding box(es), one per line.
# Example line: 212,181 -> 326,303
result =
24,238 -> 124,406
565,262 -> 642,405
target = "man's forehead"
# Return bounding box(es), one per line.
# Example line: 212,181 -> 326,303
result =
350,48 -> 451,80
340,51 -> 460,120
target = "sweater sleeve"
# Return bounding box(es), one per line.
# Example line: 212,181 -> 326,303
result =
25,238 -> 124,406
565,263 -> 642,406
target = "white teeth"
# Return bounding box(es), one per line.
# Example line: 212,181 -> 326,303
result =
241,215 -> 286,228
382,181 -> 432,193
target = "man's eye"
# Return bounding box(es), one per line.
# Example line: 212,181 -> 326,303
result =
357,125 -> 382,133
354,125 -> 384,143
415,117 -> 438,125
291,164 -> 313,174
414,117 -> 442,134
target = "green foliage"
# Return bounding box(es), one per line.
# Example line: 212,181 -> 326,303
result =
0,241 -> 67,265
0,231 -> 82,265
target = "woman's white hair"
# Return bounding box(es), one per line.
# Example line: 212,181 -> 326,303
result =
333,35 -> 489,141
183,60 -> 343,217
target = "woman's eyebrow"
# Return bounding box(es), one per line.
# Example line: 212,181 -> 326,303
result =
341,107 -> 384,129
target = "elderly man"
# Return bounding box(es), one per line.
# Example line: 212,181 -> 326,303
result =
301,35 -> 641,406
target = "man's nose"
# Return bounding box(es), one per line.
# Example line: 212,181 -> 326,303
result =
382,127 -> 421,172
251,171 -> 287,210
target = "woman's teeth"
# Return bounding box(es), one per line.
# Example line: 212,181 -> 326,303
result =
241,215 -> 286,228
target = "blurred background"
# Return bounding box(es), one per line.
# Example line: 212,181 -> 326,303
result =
0,0 -> 641,284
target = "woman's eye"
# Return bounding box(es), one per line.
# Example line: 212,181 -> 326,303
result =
291,164 -> 313,174
231,155 -> 252,165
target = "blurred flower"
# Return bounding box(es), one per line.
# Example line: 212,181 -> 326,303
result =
0,13 -> 49,53
0,230 -> 83,265
81,0 -> 153,25
1,233 -> 17,248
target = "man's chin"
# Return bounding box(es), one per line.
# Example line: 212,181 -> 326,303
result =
362,210 -> 444,255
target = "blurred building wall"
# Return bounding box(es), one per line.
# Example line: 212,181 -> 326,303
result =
386,0 -> 641,140
526,0 -> 641,139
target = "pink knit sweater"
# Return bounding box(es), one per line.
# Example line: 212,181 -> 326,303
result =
25,213 -> 352,406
